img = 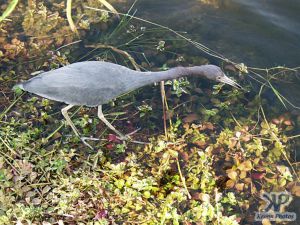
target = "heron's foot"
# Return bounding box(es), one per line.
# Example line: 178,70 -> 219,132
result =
80,136 -> 100,150
115,128 -> 149,145
81,137 -> 100,141
65,134 -> 99,141
79,137 -> 94,150
129,139 -> 150,145
114,128 -> 140,141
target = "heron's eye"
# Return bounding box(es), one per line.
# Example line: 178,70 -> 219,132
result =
217,76 -> 221,80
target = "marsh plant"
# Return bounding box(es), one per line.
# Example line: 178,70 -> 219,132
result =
0,0 -> 299,224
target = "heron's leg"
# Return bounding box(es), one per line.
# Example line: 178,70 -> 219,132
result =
98,106 -> 149,144
97,105 -> 127,140
61,105 -> 97,149
61,105 -> 80,137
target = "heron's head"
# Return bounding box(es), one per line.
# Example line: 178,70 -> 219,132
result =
198,65 -> 242,89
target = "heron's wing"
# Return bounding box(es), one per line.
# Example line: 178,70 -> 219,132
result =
22,61 -> 132,106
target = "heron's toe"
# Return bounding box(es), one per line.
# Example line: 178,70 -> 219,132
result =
114,128 -> 147,144
117,135 -> 130,141
79,138 -> 94,150
81,137 -> 100,141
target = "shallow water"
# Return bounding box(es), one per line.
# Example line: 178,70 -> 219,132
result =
124,0 -> 300,68
114,0 -> 300,109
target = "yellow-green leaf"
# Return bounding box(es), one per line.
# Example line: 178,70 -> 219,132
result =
227,170 -> 238,181
0,0 -> 19,23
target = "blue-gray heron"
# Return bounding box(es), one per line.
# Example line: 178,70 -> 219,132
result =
14,61 -> 241,148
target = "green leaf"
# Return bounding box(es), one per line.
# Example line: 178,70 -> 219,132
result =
268,81 -> 287,109
115,179 -> 125,189
0,0 -> 19,23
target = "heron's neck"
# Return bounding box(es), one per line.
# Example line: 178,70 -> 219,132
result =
126,66 -> 207,91
143,66 -> 206,83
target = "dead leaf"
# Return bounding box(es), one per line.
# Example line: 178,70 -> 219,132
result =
283,120 -> 292,126
227,169 -> 238,181
228,138 -> 237,148
32,198 -> 42,205
26,191 -> 36,198
235,183 -> 244,191
291,184 -> 300,196
251,172 -> 265,180
226,179 -> 235,188
30,172 -> 38,182
199,193 -> 210,202
202,122 -> 214,130
42,185 -> 51,195
238,161 -> 252,172
239,171 -> 247,179
183,113 -> 199,123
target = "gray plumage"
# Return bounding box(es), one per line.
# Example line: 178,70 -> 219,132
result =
14,61 -> 241,149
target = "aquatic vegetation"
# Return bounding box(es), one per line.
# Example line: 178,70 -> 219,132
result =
0,0 -> 299,224
1,96 -> 298,224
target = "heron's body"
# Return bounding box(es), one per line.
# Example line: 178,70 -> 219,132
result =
18,62 -> 137,106
15,61 -> 240,149
17,61 -> 188,106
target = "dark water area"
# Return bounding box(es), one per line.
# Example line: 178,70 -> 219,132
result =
123,0 -> 300,68
116,0 -> 300,109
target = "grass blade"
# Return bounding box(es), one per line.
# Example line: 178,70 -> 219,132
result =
66,0 -> 79,35
0,0 -> 19,23
268,81 -> 287,109
98,0 -> 119,19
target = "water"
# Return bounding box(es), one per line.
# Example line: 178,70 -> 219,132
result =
124,0 -> 300,68
116,0 -> 300,108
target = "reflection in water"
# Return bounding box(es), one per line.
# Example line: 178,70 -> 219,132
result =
128,0 -> 300,67
233,0 -> 300,36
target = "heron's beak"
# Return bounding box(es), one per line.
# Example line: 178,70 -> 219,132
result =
219,75 -> 242,89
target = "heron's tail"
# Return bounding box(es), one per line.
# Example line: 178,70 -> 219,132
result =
13,83 -> 25,91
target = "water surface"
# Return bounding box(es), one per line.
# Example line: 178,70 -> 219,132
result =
125,0 -> 300,68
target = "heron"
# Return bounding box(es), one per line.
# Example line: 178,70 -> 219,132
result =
14,61 -> 241,148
